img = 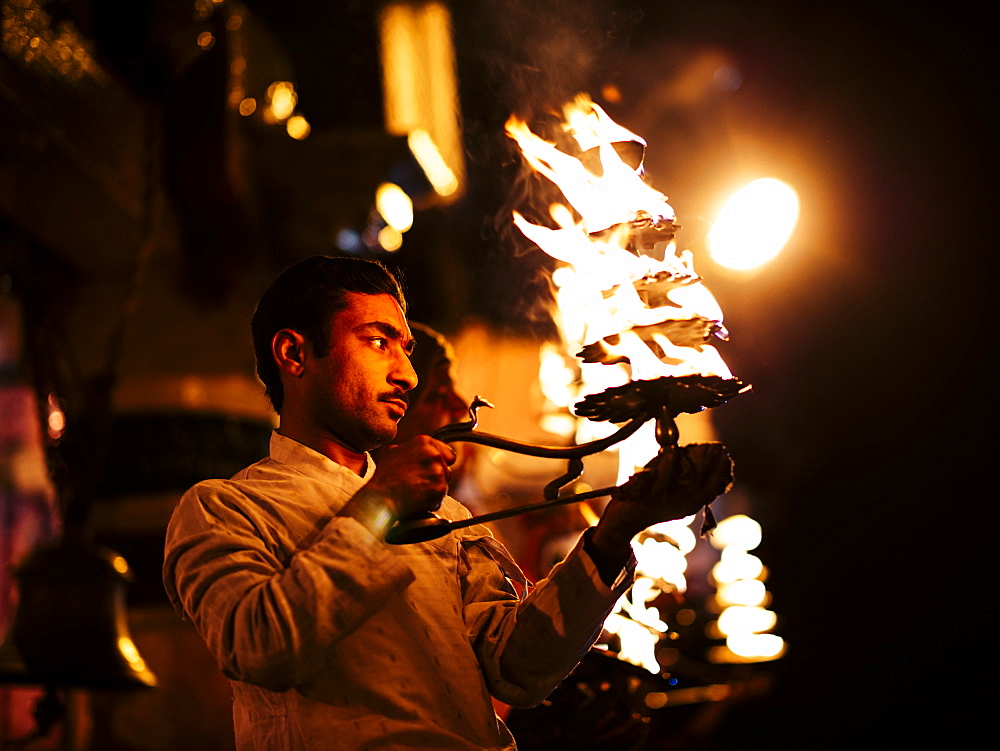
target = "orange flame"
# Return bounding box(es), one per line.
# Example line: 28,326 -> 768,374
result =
506,95 -> 732,386
506,98 -> 785,671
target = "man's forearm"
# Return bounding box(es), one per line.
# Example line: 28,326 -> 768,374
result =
582,525 -> 634,588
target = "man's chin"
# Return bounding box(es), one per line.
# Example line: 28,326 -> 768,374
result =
369,422 -> 400,450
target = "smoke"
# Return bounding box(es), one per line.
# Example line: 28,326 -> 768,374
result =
462,1 -> 631,230
452,0 -> 642,335
456,0 -> 640,161
470,0 -> 639,118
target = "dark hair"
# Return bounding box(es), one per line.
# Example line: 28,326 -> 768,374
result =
251,256 -> 406,412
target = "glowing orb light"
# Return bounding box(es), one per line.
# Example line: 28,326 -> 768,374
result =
709,178 -> 799,270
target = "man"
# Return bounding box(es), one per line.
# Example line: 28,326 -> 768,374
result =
163,255 -> 730,749
377,321 -> 469,445
373,321 -> 474,493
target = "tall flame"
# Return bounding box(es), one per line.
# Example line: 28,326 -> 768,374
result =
508,95 -> 783,674
507,95 -> 732,485
506,96 -> 732,393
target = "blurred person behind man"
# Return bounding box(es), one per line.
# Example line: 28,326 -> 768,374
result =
374,321 -> 477,500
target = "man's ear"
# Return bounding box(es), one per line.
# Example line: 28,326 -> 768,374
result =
272,329 -> 309,377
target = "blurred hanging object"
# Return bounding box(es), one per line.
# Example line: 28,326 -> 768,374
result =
0,329 -> 157,689
0,99 -> 161,745
0,442 -> 157,743
0,533 -> 156,691
378,1 -> 465,201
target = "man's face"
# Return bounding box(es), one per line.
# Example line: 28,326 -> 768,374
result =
394,357 -> 469,443
303,292 -> 417,453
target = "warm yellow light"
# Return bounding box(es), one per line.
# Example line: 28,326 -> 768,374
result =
45,393 -> 65,440
709,514 -> 762,551
621,577 -> 669,631
46,408 -> 65,439
378,225 -> 403,252
726,632 -> 786,660
538,343 -> 576,410
111,556 -> 130,575
708,635 -> 786,664
197,31 -> 215,50
717,605 -> 777,636
267,81 -> 297,121
550,265 -> 575,290
647,520 -> 698,555
708,178 -> 798,270
537,344 -> 578,434
408,130 -> 459,196
380,2 -> 465,198
548,202 -> 575,229
603,612 -> 661,674
286,115 -> 311,140
633,539 -> 688,590
716,578 -> 767,607
375,182 -> 414,232
711,549 -> 764,583
645,691 -> 668,709
118,637 -> 146,669
238,97 -> 257,116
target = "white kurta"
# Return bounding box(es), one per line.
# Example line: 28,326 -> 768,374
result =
163,432 -> 633,750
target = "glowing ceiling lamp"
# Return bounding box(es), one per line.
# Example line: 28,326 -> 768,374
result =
379,1 -> 465,201
709,178 -> 799,270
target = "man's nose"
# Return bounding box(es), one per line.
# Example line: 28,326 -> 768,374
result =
392,350 -> 418,392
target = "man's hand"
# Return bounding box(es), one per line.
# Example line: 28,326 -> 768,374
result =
589,443 -> 734,562
340,436 -> 456,537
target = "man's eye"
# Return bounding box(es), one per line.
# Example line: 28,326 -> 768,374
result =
372,338 -> 388,349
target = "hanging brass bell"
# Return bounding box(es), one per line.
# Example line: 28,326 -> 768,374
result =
0,533 -> 156,690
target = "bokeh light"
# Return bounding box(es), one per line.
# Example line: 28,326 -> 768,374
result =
708,178 -> 799,270
266,81 -> 297,122
709,513 -> 762,551
286,114 -> 311,140
378,225 -> 403,252
375,182 -> 414,232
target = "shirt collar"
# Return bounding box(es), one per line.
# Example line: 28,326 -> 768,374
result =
269,431 -> 374,484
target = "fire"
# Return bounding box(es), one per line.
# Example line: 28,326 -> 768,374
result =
506,95 -> 731,466
506,99 -> 731,392
507,94 -> 784,673
506,97 -> 670,237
